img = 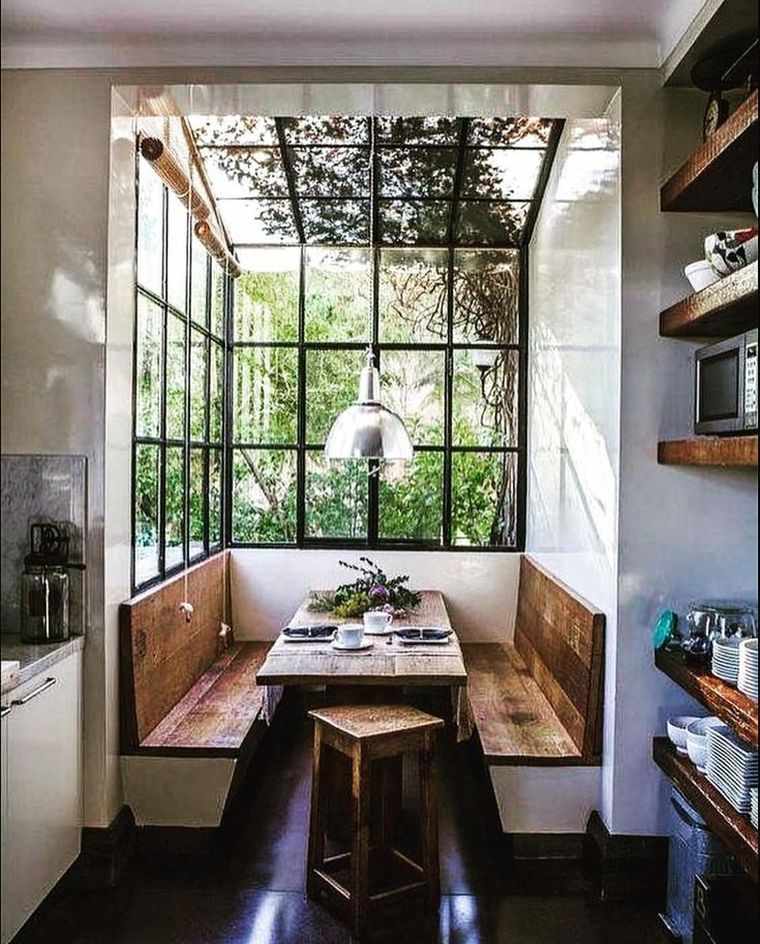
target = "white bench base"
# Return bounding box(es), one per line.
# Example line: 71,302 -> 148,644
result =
121,755 -> 236,828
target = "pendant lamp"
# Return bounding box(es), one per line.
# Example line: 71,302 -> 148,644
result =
323,118 -> 414,463
324,348 -> 413,461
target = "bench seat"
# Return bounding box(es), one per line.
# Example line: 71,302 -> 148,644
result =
463,556 -> 604,769
462,643 -> 583,766
139,642 -> 271,757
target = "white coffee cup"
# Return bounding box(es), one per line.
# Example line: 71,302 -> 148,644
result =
334,624 -> 365,648
363,610 -> 393,633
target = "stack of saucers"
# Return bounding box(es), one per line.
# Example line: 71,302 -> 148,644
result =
712,637 -> 742,684
706,724 -> 758,813
751,787 -> 758,830
738,638 -> 759,701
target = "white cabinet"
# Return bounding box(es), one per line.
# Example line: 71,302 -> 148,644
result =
1,649 -> 82,944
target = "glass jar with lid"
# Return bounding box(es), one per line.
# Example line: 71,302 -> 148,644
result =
20,523 -> 71,643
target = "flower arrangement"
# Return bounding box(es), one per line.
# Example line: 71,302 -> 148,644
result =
308,557 -> 422,619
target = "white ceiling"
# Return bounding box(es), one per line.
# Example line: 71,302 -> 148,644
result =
1,0 -> 710,70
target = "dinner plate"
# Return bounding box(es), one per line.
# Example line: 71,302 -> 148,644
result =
282,624 -> 337,641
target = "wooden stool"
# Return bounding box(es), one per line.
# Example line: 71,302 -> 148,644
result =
306,704 -> 444,938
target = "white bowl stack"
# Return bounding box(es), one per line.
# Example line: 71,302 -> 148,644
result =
706,724 -> 758,814
751,787 -> 758,830
738,639 -> 759,702
711,637 -> 742,684
685,716 -> 722,773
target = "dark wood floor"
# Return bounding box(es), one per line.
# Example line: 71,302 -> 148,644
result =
14,692 -> 662,943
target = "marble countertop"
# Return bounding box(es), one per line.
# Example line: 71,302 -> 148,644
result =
1,635 -> 84,696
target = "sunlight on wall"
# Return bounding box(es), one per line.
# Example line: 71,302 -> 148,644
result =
527,109 -> 621,613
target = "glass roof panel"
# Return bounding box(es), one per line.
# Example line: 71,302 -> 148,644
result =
199,147 -> 289,198
378,148 -> 458,198
280,115 -> 369,145
189,115 -> 278,146
376,116 -> 462,145
467,117 -> 555,148
300,199 -> 369,244
289,146 -> 369,197
216,198 -> 298,244
379,200 -> 451,245
461,148 -> 544,200
455,201 -> 530,246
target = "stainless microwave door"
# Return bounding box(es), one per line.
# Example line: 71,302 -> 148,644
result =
694,336 -> 745,435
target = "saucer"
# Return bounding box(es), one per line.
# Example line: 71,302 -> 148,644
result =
331,639 -> 374,652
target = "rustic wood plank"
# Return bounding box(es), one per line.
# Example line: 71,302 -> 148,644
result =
655,648 -> 758,746
660,261 -> 758,338
120,551 -> 228,746
653,737 -> 758,882
309,705 -> 444,742
513,556 -> 605,760
256,591 -> 467,688
661,90 -> 759,212
658,436 -> 758,467
462,643 -> 583,765
139,642 -> 270,756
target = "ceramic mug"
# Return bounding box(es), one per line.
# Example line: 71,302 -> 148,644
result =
334,624 -> 365,648
363,610 -> 393,633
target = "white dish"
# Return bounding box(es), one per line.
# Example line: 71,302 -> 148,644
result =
684,259 -> 721,292
330,639 -> 374,652
687,717 -> 724,771
667,716 -> 700,754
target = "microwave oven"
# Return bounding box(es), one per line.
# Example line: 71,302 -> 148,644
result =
695,328 -> 758,435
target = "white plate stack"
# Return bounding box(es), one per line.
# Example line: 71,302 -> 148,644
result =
751,787 -> 758,830
711,637 -> 742,684
738,638 -> 759,702
706,724 -> 758,813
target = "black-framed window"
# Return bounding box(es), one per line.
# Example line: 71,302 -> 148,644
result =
132,153 -> 227,591
229,244 -> 525,550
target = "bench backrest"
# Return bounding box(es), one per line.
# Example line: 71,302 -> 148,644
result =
120,551 -> 227,750
514,555 -> 605,762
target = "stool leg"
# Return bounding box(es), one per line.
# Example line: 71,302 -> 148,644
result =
306,724 -> 325,900
351,746 -> 371,939
419,741 -> 440,915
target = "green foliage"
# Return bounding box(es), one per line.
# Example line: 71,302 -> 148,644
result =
309,557 -> 422,616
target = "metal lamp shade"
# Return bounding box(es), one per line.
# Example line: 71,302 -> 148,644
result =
324,403 -> 414,460
324,361 -> 414,461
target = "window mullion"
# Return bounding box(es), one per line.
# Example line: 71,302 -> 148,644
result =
442,246 -> 454,548
296,244 -> 306,546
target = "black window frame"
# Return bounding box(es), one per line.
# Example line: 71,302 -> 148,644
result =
131,152 -> 228,594
226,242 -> 528,553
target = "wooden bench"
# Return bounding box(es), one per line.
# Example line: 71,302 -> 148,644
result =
462,556 -> 604,766
119,552 -> 275,826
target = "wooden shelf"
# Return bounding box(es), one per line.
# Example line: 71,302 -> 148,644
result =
658,436 -> 758,467
653,738 -> 758,881
661,90 -> 759,212
655,649 -> 758,745
660,262 -> 758,338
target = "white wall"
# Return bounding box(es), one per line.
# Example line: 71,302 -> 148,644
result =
521,97 -> 621,833
0,71 -> 116,826
230,548 -> 519,642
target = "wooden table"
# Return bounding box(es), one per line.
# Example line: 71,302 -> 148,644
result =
255,591 -> 467,689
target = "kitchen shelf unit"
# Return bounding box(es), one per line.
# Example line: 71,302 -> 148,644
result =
660,261 -> 758,338
660,90 -> 759,212
655,649 -> 758,745
653,738 -> 758,881
657,436 -> 758,467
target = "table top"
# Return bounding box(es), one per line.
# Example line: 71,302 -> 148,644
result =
255,590 -> 467,688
